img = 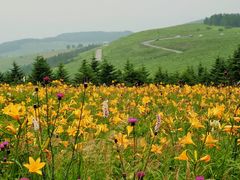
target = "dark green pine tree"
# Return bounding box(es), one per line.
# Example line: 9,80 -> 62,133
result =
3,71 -> 12,84
169,71 -> 179,84
74,59 -> 94,84
115,69 -> 123,84
30,56 -> 52,84
99,60 -> 117,85
210,57 -> 227,85
136,65 -> 150,85
123,60 -> 139,86
202,68 -> 211,85
197,63 -> 205,84
181,66 -> 197,85
9,62 -> 24,84
154,67 -> 166,84
227,45 -> 240,84
55,63 -> 69,82
0,72 -> 4,83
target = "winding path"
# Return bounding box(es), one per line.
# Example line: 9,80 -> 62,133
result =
141,35 -> 192,54
95,48 -> 102,61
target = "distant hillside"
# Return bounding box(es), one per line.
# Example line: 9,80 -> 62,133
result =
0,31 -> 132,56
22,44 -> 99,73
204,13 -> 240,27
64,23 -> 240,76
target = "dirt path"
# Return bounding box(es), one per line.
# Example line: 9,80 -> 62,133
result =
95,48 -> 102,61
141,35 -> 191,54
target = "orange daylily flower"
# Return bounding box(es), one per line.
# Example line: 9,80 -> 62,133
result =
223,125 -> 240,134
203,133 -> 218,147
175,150 -> 189,161
179,132 -> 195,146
208,104 -> 225,119
199,155 -> 211,162
5,125 -> 17,134
2,103 -> 26,120
151,144 -> 162,154
114,133 -> 129,149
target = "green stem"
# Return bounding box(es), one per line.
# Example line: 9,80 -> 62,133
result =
64,85 -> 87,179
115,142 -> 126,179
143,135 -> 156,172
133,125 -> 136,180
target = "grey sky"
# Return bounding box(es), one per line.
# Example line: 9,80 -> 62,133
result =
0,0 -> 239,43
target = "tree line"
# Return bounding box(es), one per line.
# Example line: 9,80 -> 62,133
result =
0,45 -> 240,86
204,13 -> 240,27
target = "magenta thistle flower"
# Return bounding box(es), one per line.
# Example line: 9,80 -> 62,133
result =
136,171 -> 145,179
19,178 -> 30,180
196,176 -> 204,180
0,143 -> 4,150
2,141 -> 9,146
43,76 -> 50,84
128,117 -> 137,125
57,93 -> 64,100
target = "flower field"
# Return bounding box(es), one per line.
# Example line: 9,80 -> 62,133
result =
0,81 -> 240,179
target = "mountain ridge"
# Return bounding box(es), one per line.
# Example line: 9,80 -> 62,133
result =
0,31 -> 132,56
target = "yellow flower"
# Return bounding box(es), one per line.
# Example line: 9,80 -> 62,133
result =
2,103 -> 26,120
142,96 -> 150,104
234,117 -> 240,123
175,150 -> 189,161
199,155 -> 211,162
0,95 -> 5,104
6,125 -> 17,134
208,104 -> 225,119
126,126 -> 133,136
23,157 -> 45,175
179,132 -> 195,146
67,126 -> 77,136
203,133 -> 218,148
114,133 -> 129,149
223,125 -> 240,134
151,144 -> 162,154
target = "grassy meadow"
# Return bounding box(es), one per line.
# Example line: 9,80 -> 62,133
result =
1,82 -> 240,179
65,23 -> 240,76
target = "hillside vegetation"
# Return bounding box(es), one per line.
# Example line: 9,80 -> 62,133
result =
65,23 -> 240,76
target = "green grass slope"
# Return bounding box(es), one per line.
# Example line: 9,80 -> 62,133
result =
65,23 -> 240,76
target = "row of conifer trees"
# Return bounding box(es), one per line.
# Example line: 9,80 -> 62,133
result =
0,45 -> 239,86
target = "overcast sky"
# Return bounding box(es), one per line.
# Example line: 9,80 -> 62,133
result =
0,0 -> 239,43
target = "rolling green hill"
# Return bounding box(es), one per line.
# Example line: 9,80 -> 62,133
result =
65,23 -> 240,76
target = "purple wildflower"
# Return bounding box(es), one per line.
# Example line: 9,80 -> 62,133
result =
0,143 -> 4,150
196,176 -> 204,180
43,76 -> 50,84
2,141 -> 9,147
19,178 -> 30,180
128,118 -> 137,125
57,93 -> 64,100
136,171 -> 145,179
